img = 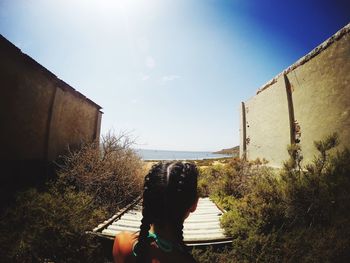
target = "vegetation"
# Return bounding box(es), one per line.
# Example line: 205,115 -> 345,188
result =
57,132 -> 144,214
0,133 -> 144,263
1,132 -> 349,262
194,133 -> 350,263
194,157 -> 233,168
213,146 -> 240,157
0,186 -> 107,262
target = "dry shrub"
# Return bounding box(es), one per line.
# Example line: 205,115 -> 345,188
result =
0,132 -> 146,262
57,132 -> 144,213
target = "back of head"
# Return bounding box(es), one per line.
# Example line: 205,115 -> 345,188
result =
136,161 -> 198,263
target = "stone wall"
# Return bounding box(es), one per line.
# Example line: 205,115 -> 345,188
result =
240,23 -> 350,167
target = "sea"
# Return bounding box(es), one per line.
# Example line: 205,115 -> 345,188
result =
135,149 -> 233,161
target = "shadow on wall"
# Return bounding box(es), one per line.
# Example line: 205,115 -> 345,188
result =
0,35 -> 103,208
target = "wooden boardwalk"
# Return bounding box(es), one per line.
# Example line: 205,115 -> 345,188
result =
90,197 -> 232,246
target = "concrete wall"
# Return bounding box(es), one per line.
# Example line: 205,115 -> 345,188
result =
0,41 -> 55,160
0,35 -> 102,181
241,76 -> 291,165
47,87 -> 102,160
240,23 -> 350,166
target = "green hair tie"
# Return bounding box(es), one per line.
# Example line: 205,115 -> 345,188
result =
133,232 -> 174,257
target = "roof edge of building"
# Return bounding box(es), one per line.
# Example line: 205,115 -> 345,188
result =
0,34 -> 102,111
256,22 -> 350,95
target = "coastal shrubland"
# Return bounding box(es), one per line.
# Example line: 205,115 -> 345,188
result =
194,133 -> 350,263
0,133 -> 144,262
1,132 -> 349,262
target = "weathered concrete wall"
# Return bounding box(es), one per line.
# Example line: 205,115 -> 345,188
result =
287,31 -> 350,163
240,23 -> 350,166
0,41 -> 55,160
242,76 -> 291,166
47,87 -> 102,160
0,35 -> 102,180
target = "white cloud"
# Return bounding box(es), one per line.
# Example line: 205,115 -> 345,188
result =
140,73 -> 150,81
161,75 -> 181,82
145,56 -> 156,69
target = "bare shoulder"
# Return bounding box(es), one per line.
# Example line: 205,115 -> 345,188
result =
112,231 -> 138,263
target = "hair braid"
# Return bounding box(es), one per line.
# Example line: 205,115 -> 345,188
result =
173,217 -> 185,244
169,162 -> 198,260
136,163 -> 166,263
135,204 -> 152,263
167,162 -> 197,240
134,161 -> 198,262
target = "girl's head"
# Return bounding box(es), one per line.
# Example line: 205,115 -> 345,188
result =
136,161 -> 198,261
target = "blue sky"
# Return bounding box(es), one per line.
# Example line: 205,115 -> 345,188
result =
1,0 -> 349,151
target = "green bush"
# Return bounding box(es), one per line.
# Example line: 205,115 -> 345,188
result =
0,186 -> 107,262
224,134 -> 350,262
192,246 -> 236,263
197,134 -> 350,262
198,158 -> 273,199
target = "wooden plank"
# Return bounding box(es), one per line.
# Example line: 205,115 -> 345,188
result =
91,197 -> 232,245
121,213 -> 223,219
101,229 -> 227,241
125,208 -> 221,213
113,220 -> 221,229
107,225 -> 225,235
118,218 -> 221,224
92,196 -> 142,232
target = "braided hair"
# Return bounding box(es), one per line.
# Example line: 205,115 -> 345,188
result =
135,161 -> 198,263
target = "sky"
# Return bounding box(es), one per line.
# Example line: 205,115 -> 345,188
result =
0,0 -> 349,151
